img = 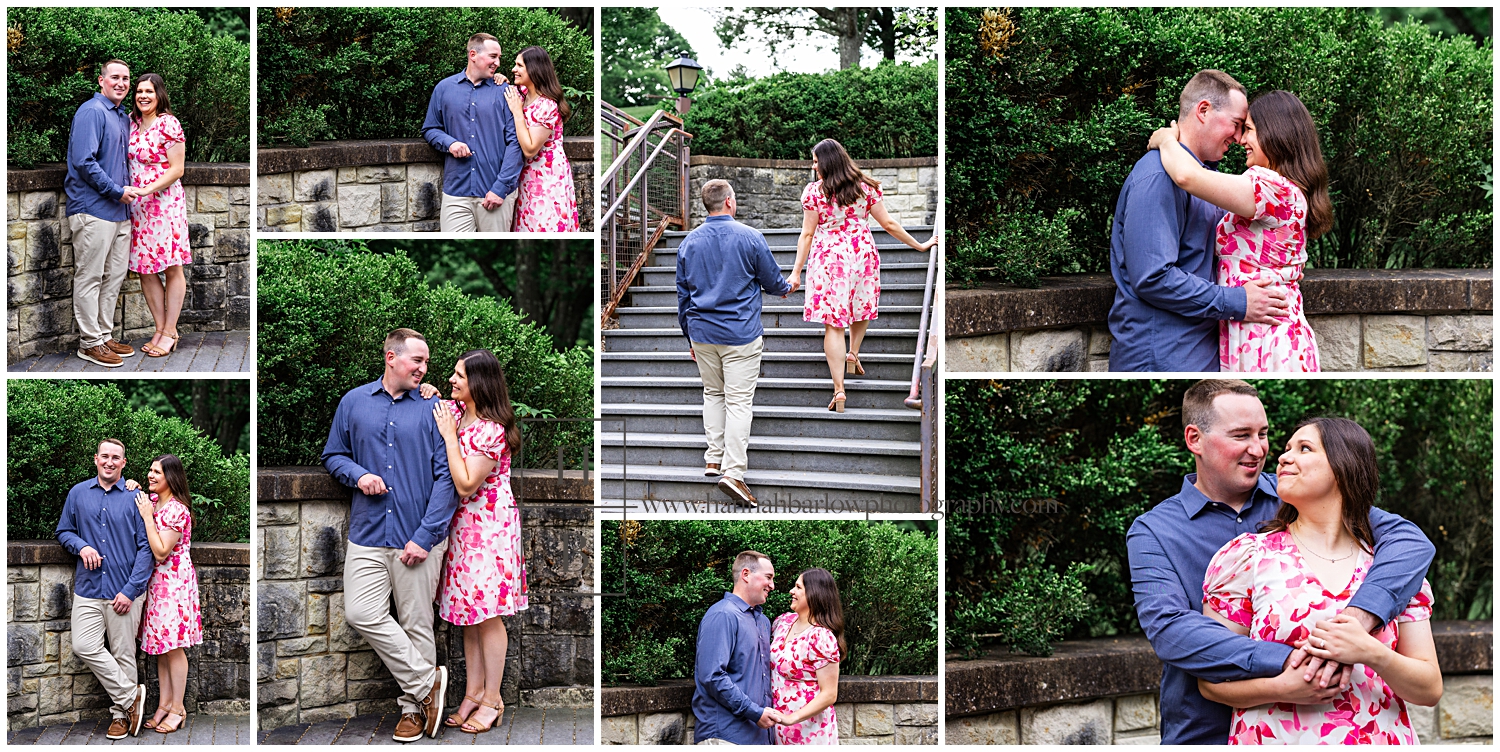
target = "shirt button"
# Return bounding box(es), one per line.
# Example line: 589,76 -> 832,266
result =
1236,516 -> 1243,523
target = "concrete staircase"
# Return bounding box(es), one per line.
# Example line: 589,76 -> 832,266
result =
602,225 -> 934,512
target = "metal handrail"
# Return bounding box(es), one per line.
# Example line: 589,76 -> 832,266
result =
600,108 -> 667,188
904,235 -> 939,410
601,127 -> 690,225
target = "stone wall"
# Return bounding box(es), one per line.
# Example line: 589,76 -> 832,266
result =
687,156 -> 937,230
7,164 -> 251,362
256,466 -> 593,730
947,270 -> 1493,372
600,675 -> 938,745
946,623 -> 1493,744
7,540 -> 251,729
257,138 -> 594,233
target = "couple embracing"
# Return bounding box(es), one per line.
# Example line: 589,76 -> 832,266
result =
322,328 -> 527,742
694,552 -> 846,745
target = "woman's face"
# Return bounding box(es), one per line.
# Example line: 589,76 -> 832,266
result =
1276,424 -> 1339,505
511,55 -> 530,87
135,80 -> 157,117
147,461 -> 166,494
1242,113 -> 1269,169
789,575 -> 808,613
449,359 -> 470,403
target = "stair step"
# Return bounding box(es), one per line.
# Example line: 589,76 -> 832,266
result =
604,328 -> 925,354
621,284 -> 930,308
600,464 -> 920,508
603,375 -> 912,408
601,351 -> 917,380
615,306 -> 925,330
636,263 -> 933,286
659,225 -> 934,249
601,432 -> 919,476
601,432 -> 918,455
600,403 -> 919,441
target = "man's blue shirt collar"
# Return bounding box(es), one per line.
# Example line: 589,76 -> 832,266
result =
91,92 -> 127,114
1177,472 -> 1279,518
88,476 -> 123,492
704,214 -> 734,223
722,592 -> 758,612
363,377 -> 418,401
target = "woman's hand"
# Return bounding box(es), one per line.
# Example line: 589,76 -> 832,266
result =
432,402 -> 459,442
504,86 -> 524,116
1307,613 -> 1386,668
419,383 -> 442,400
786,270 -> 801,294
124,478 -> 140,491
1147,121 -> 1181,151
920,235 -> 939,252
135,491 -> 154,519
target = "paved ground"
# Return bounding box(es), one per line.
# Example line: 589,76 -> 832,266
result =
7,713 -> 251,745
9,330 -> 250,373
258,707 -> 593,746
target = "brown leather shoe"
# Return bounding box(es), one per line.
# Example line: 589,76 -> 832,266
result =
106,718 -> 129,740
419,666 -> 447,739
392,713 -> 425,743
76,344 -> 123,367
717,477 -> 757,507
128,684 -> 145,736
104,339 -> 135,357
705,463 -> 721,477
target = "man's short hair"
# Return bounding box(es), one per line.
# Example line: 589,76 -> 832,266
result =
1178,69 -> 1246,120
384,327 -> 426,356
729,550 -> 769,582
468,33 -> 498,52
100,59 -> 130,77
701,179 -> 734,213
97,438 -> 126,455
1182,379 -> 1260,433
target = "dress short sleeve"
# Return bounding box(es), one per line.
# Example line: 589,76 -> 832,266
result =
863,181 -> 884,212
526,97 -> 561,131
1245,166 -> 1299,224
801,182 -> 820,212
157,501 -> 190,534
1203,533 -> 1260,628
1397,579 -> 1435,623
472,419 -> 507,463
773,611 -> 796,639
805,625 -> 841,670
160,114 -> 185,145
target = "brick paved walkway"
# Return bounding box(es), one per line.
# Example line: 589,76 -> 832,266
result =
258,707 -> 593,745
9,330 -> 250,373
7,713 -> 251,745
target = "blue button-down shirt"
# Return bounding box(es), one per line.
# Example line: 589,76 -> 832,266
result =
55,477 -> 153,601
676,215 -> 793,346
693,593 -> 774,744
322,379 -> 457,552
65,93 -> 131,222
421,72 -> 524,200
1108,148 -> 1249,371
1127,473 -> 1435,744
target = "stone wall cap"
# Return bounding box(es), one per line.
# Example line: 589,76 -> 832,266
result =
9,539 -> 248,566
259,465 -> 590,502
8,162 -> 249,192
601,675 -> 936,716
690,155 -> 936,169
258,137 -> 594,175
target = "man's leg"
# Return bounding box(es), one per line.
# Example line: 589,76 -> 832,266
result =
694,343 -> 728,472
96,220 -> 131,344
718,338 -> 764,481
389,538 -> 446,726
439,194 -> 479,233
473,191 -> 517,232
70,594 -> 139,718
70,214 -> 114,349
344,542 -> 437,713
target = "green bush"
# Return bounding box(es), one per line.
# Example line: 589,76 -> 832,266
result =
258,7 -> 593,146
256,239 -> 593,469
8,380 -> 250,543
946,379 -> 1493,655
603,520 -> 938,684
682,61 -> 937,160
946,8 -> 1493,286
7,7 -> 250,168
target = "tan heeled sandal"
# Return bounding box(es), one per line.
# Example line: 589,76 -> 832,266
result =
460,698 -> 504,734
446,693 -> 483,727
155,705 -> 185,734
829,391 -> 847,413
845,353 -> 864,376
140,330 -> 166,357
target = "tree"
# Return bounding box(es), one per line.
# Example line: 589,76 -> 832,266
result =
104,379 -> 250,456
866,7 -> 938,61
714,8 -> 937,70
602,8 -> 697,106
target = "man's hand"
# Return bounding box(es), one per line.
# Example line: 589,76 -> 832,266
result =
784,273 -> 800,296
449,141 -> 472,158
481,191 -> 504,211
757,708 -> 781,729
399,541 -> 429,567
118,186 -> 140,205
79,546 -> 103,570
357,473 -> 389,495
688,347 -> 696,363
111,593 -> 132,615
1242,277 -> 1290,325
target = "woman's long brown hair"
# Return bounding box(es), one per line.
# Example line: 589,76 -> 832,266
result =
519,46 -> 571,123
460,349 -> 520,454
1249,90 -> 1332,240
799,568 -> 847,659
813,138 -> 881,209
1260,417 -> 1377,554
153,454 -> 192,521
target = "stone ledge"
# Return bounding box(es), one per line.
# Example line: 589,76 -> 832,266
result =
258,466 -> 590,502
7,163 -> 250,192
690,155 -> 935,169
602,675 -> 937,717
8,539 -> 249,566
257,137 -> 594,175
948,269 -> 1494,337
946,621 -> 1492,716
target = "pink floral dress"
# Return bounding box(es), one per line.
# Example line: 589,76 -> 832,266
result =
801,181 -> 883,328
1203,531 -> 1434,744
138,497 -> 202,655
127,114 -> 192,274
512,88 -> 578,232
437,400 -> 528,625
1217,166 -> 1319,372
770,611 -> 841,745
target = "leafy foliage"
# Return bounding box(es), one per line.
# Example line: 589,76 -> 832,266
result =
603,520 -> 938,684
8,380 -> 250,543
602,8 -> 696,107
946,379 -> 1493,655
712,8 -> 938,69
257,7 -> 593,146
256,240 -> 593,469
946,8 -> 1493,286
7,7 -> 250,167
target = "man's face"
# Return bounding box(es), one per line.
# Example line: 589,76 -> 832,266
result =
1199,89 -> 1248,162
98,63 -> 131,105
94,441 -> 126,483
741,558 -> 775,607
469,40 -> 503,77
386,338 -> 430,391
1189,393 -> 1269,495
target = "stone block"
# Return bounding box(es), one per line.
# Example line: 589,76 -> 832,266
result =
258,501 -> 300,526
9,566 -> 39,583
328,592 -> 367,651
347,678 -> 400,701
895,702 -> 936,726
262,523 -> 299,580
1087,326 -> 1112,356
216,228 -> 250,260
1363,315 -> 1427,368
339,184 -> 382,228
197,186 -> 229,213
229,186 -> 249,205
947,333 -> 1008,372
1409,702 -> 1437,743
198,660 -> 243,702
358,165 -> 404,183
187,214 -> 216,248
25,220 -> 61,270
639,711 -> 688,744
895,725 -> 936,745
855,703 -> 895,736
59,633 -> 88,675
1309,314 -> 1362,372
20,192 -> 58,220
265,204 -> 302,227
11,582 -> 39,622
520,686 -> 592,707
16,299 -> 74,344
380,182 -> 407,223
1429,351 -> 1492,372
258,581 -> 306,640
300,701 -> 358,724
338,167 -> 357,184
407,163 -> 443,220
21,663 -> 56,678
1019,698 -> 1113,744
299,501 -> 348,577
295,170 -> 337,203
1438,674 -> 1491,739
1427,314 -> 1492,352
258,173 -> 293,205
229,204 -> 251,227
258,701 -> 297,731
1115,731 -> 1162,744
346,651 -> 389,681
1113,693 -> 1157,732
276,636 -> 327,656
39,565 -> 72,620
601,715 -> 637,745
307,592 -> 329,635
299,653 -> 346,708
519,633 -> 579,687
8,622 -> 45,665
1088,357 -> 1110,372
258,640 -> 275,682
8,192 -> 19,220
1011,328 -> 1087,372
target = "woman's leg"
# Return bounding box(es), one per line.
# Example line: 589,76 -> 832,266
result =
451,625 -> 484,723
849,320 -> 870,363
463,615 -> 509,731
149,654 -> 171,727
823,325 -> 847,394
161,265 -> 187,346
138,272 -> 166,350
167,648 -> 188,712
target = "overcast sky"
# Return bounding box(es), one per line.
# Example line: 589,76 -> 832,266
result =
666,8 -> 897,79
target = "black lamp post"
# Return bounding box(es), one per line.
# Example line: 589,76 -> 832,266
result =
665,55 -> 703,115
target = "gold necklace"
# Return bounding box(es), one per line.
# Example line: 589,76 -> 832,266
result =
1289,523 -> 1355,563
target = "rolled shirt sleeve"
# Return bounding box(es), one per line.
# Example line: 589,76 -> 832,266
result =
1349,507 -> 1436,624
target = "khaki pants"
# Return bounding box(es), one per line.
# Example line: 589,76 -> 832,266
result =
71,593 -> 144,718
69,213 -> 131,349
439,192 -> 516,232
343,540 -> 447,713
692,338 -> 764,481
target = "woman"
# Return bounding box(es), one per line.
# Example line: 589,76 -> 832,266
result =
127,73 -> 191,357
788,139 -> 938,412
1200,417 -> 1441,744
503,46 -> 579,232
770,568 -> 845,744
130,455 -> 202,735
1149,90 -> 1329,372
423,350 -> 528,734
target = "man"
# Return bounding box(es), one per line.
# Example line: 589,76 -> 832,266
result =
323,328 -> 458,742
1127,379 -> 1435,744
1108,69 -> 1290,371
692,550 -> 786,744
67,59 -> 142,367
55,439 -> 152,739
421,33 -> 525,232
675,180 -> 794,506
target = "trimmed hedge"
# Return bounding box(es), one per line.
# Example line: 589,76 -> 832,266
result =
603,520 -> 938,684
8,380 -> 251,543
946,8 -> 1493,286
256,239 -> 593,469
7,7 -> 250,168
946,379 -> 1492,656
257,7 -> 593,147
682,61 -> 937,160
